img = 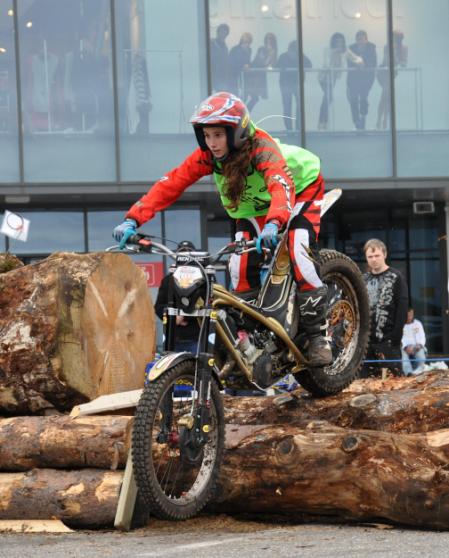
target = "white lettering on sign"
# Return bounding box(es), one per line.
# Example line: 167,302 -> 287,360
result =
210,0 -> 403,20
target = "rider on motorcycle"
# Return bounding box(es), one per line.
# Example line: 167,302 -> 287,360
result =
113,91 -> 332,366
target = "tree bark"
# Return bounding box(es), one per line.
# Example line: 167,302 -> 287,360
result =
224,371 -> 449,434
0,252 -> 156,415
0,416 -> 132,471
0,469 -> 122,527
213,420 -> 449,529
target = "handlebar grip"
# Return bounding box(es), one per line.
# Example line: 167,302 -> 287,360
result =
126,234 -> 140,245
127,234 -> 153,251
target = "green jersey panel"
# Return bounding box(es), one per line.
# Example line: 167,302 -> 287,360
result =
214,140 -> 320,219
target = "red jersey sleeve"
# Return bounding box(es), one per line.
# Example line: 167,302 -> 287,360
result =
251,129 -> 296,227
126,148 -> 214,225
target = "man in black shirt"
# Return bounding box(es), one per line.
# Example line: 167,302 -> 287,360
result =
362,238 -> 408,377
154,241 -> 199,352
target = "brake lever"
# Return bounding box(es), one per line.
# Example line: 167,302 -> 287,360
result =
237,246 -> 271,256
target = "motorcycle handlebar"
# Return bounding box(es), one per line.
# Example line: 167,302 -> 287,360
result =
109,232 -> 284,259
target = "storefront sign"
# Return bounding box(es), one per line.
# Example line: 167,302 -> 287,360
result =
135,262 -> 164,288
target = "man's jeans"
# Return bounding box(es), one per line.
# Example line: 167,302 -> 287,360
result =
402,347 -> 426,376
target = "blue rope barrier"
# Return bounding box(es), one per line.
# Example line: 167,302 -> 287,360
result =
364,357 -> 449,364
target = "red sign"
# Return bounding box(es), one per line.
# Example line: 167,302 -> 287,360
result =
136,262 -> 164,288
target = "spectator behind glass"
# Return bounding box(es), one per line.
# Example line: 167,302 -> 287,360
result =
244,32 -> 278,112
376,30 -> 408,130
401,307 -> 427,376
229,32 -> 252,97
128,51 -> 151,136
317,32 -> 362,131
24,31 -> 60,132
277,40 -> 312,131
154,240 -> 199,353
210,23 -> 231,93
346,30 -> 377,131
65,29 -> 109,132
361,238 -> 408,378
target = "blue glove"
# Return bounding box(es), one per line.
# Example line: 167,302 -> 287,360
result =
256,222 -> 279,254
113,219 -> 137,249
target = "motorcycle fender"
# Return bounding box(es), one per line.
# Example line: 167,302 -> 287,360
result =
147,352 -> 193,382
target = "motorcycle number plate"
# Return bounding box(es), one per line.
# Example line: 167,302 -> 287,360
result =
173,266 -> 202,289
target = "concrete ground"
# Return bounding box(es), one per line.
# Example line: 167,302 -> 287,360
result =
1,515 -> 449,558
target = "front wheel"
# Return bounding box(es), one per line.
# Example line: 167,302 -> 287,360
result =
295,249 -> 370,397
132,360 -> 225,520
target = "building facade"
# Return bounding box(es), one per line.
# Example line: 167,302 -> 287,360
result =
0,0 -> 448,353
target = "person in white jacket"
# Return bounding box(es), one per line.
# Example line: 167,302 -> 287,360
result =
401,308 -> 427,376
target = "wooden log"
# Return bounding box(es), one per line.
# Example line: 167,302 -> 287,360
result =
0,469 -> 122,527
224,371 -> 449,434
213,422 -> 449,529
0,252 -> 156,415
0,375 -> 447,528
0,416 -> 132,471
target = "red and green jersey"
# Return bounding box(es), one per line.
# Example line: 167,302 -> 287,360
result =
126,127 -> 321,227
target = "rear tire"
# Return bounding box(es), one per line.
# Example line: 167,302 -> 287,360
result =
132,360 -> 225,519
295,249 -> 369,397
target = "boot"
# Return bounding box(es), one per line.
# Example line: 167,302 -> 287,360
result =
296,286 -> 332,367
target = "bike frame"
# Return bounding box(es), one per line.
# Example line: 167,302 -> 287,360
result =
110,188 -> 343,391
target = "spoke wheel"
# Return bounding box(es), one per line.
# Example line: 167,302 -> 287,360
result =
132,360 -> 225,520
295,249 -> 370,396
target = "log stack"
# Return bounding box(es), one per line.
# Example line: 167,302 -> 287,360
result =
0,373 -> 448,528
0,415 -> 132,527
0,252 -> 156,415
0,251 -> 158,527
214,371 -> 449,529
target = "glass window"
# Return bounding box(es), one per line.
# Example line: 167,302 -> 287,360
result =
302,1 -> 392,177
8,210 -> 84,254
87,209 -> 161,251
337,209 -> 389,262
394,0 -> 449,177
115,0 -> 207,181
18,0 -> 115,182
209,0 -> 301,140
0,0 -> 19,182
164,208 -> 201,249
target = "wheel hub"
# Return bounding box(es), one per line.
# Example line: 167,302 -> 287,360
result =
329,300 -> 355,347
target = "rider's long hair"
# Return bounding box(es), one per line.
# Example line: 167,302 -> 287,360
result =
221,136 -> 253,211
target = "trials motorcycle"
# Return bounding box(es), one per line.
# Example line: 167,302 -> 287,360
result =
113,189 -> 369,521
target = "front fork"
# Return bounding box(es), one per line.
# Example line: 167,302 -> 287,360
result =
189,312 -> 218,445
162,307 -> 219,445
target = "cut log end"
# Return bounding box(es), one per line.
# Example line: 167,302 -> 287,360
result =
0,252 -> 156,414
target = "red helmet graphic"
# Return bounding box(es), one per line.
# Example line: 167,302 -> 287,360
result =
190,92 -> 251,152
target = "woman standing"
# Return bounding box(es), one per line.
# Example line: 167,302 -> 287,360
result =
245,32 -> 278,112
317,32 -> 362,130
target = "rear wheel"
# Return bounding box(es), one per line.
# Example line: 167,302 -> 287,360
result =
295,249 -> 369,396
132,360 -> 225,519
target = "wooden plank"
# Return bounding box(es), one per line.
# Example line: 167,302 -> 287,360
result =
114,452 -> 138,531
0,519 -> 73,533
70,389 -> 143,417
69,390 -> 143,530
